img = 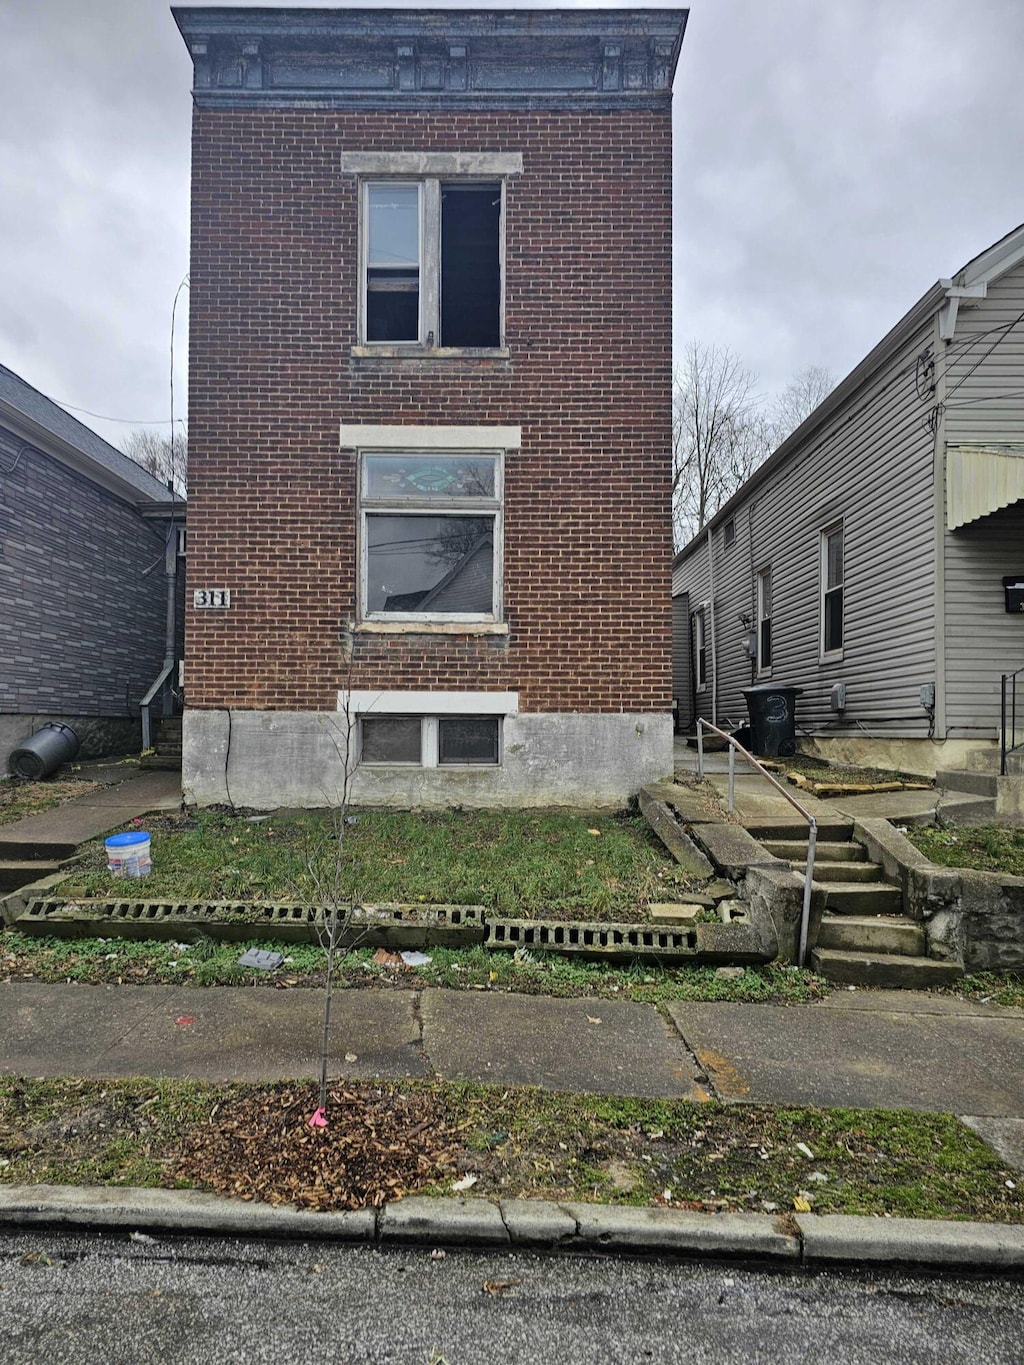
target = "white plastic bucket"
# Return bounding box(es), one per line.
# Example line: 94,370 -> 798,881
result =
105,830 -> 152,879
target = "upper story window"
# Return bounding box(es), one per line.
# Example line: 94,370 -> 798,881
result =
820,521 -> 844,656
343,153 -> 522,354
360,451 -> 503,623
694,608 -> 707,691
363,179 -> 502,348
723,518 -> 736,549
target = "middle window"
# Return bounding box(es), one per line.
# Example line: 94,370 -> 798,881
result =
359,452 -> 503,622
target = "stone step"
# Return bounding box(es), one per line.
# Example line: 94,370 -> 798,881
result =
0,839 -> 77,861
790,859 -> 884,884
0,860 -> 62,894
935,793 -> 997,825
816,913 -> 925,956
815,883 -> 904,916
741,818 -> 854,842
159,717 -> 183,734
936,768 -> 997,797
810,947 -> 963,989
761,839 -> 865,862
139,755 -> 182,771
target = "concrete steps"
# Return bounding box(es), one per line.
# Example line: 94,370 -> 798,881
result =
810,948 -> 964,989
936,768 -> 997,797
746,819 -> 963,987
816,913 -> 925,956
937,747 -> 1024,823
0,859 -> 61,894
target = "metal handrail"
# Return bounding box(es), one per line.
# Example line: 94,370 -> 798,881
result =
695,718 -> 818,967
140,661 -> 175,752
1001,665 -> 1024,776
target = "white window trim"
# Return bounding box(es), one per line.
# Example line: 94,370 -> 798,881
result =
819,521 -> 845,661
355,707 -> 508,769
340,424 -> 520,451
355,165 -> 513,351
358,449 -> 504,625
756,566 -> 772,676
343,690 -> 519,715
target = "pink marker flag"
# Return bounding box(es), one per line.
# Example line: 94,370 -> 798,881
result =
308,1107 -> 328,1129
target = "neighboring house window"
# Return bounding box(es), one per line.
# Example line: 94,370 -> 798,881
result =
360,452 -> 503,622
360,714 -> 500,767
362,178 -> 503,348
820,522 -> 844,655
694,609 -> 707,690
757,567 -> 772,672
723,518 -> 735,548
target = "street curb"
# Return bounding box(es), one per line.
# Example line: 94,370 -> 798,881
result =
1,1186 -> 1023,1270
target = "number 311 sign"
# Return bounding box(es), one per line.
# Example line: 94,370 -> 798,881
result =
193,588 -> 231,609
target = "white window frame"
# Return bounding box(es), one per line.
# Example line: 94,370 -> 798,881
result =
694,608 -> 707,692
756,566 -> 772,675
349,691 -> 518,769
820,521 -> 845,659
357,449 -> 504,624
352,153 -> 519,352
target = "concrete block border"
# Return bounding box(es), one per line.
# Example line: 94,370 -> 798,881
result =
2,1186 -> 1022,1271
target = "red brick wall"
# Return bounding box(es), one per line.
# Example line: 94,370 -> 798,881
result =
186,108 -> 673,712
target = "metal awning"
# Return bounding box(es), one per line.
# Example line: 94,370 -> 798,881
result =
946,445 -> 1024,530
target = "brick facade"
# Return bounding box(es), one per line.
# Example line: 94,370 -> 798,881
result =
186,103 -> 674,714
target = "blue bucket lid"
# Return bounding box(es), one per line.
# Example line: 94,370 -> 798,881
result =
105,831 -> 150,849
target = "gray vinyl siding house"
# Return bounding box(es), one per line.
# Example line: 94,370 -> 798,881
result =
0,364 -> 184,774
673,224 -> 1024,775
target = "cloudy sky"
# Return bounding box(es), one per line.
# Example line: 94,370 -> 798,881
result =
2,0 -> 1023,449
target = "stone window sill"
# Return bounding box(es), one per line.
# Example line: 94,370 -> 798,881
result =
351,345 -> 511,361
355,621 -> 509,637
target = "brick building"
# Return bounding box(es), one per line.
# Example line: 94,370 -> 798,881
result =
174,6 -> 687,808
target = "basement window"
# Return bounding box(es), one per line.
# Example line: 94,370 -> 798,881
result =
362,179 -> 503,350
359,715 -> 500,767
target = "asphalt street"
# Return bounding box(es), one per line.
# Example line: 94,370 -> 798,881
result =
1,1230 -> 1022,1365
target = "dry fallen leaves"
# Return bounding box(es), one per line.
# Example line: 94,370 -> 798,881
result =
482,1279 -> 522,1297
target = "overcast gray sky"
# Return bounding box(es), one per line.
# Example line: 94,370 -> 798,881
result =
2,0 -> 1023,449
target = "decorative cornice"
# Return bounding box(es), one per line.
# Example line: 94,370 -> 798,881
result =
172,7 -> 688,108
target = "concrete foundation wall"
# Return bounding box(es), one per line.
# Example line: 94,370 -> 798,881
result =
801,735 -> 991,779
1,713 -> 142,775
183,710 -> 673,810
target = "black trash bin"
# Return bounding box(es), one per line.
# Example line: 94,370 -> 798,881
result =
742,685 -> 801,759
9,722 -> 80,780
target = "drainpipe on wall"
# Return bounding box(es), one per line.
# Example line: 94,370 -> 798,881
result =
931,313 -> 948,741
161,527 -> 178,719
707,524 -> 718,727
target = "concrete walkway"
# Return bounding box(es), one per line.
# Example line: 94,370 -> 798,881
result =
0,765 -> 180,857
673,737 -> 940,825
2,980 -> 1022,1167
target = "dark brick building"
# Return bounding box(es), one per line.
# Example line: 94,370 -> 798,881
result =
0,364 -> 183,772
174,6 -> 687,807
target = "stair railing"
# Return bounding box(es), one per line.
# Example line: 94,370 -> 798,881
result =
140,660 -> 176,752
696,718 -> 818,968
1000,666 -> 1024,775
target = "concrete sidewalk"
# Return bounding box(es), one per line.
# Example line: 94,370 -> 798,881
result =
2,980 -> 1022,1161
0,766 -> 180,858
673,738 -> 940,825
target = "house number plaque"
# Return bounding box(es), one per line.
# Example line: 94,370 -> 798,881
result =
193,588 -> 232,609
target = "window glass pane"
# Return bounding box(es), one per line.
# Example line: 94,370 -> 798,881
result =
824,588 -> 843,652
826,527 -> 843,589
365,455 -> 496,501
438,717 -> 499,765
440,183 -> 501,348
366,514 -> 494,614
760,620 -> 772,669
368,185 -> 419,268
361,716 -> 421,763
759,570 -> 772,618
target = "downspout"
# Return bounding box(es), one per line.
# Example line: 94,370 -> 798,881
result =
931,312 -> 948,741
161,525 -> 178,719
707,524 -> 718,726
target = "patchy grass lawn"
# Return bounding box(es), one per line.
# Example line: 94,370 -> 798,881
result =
65,807 -> 702,921
0,1076 -> 1018,1221
906,823 -> 1024,879
0,930 -> 829,1005
0,777 -> 101,828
